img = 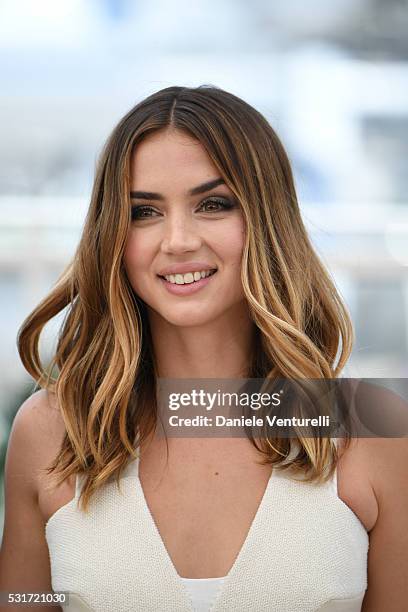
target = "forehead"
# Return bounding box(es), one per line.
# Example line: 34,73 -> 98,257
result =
130,129 -> 219,189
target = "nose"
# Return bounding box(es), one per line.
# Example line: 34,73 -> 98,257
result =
160,213 -> 202,255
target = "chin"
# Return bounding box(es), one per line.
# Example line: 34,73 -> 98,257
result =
162,311 -> 216,328
148,302 -> 220,328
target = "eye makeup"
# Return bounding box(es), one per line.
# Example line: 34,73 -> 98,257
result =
130,196 -> 237,221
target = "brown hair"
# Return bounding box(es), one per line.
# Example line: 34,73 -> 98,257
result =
18,85 -> 353,510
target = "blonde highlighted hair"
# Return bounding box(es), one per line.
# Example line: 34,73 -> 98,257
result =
18,85 -> 353,510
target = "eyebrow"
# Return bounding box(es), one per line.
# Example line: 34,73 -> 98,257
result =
130,177 -> 225,201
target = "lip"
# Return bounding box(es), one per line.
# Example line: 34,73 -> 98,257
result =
158,270 -> 217,295
157,262 -> 218,276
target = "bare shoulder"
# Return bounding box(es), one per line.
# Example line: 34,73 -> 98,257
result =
338,436 -> 408,499
12,388 -> 66,445
15,387 -> 64,427
341,436 -> 408,492
9,388 -> 67,491
353,437 -> 408,610
359,436 -> 408,501
0,389 -> 68,592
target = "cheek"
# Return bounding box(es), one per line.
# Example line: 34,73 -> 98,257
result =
221,218 -> 245,263
123,234 -> 146,284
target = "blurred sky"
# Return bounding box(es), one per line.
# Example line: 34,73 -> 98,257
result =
0,0 -> 408,402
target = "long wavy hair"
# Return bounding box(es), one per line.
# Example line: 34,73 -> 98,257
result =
18,85 -> 353,510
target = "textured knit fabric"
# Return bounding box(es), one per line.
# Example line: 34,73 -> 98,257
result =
45,450 -> 369,612
180,577 -> 226,612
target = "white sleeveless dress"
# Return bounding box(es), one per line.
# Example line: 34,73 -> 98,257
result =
45,452 -> 369,612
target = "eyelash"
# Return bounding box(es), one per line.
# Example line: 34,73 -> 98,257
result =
130,197 -> 235,221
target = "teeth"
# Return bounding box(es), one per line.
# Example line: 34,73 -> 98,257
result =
163,269 -> 216,284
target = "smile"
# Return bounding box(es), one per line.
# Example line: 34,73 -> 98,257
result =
157,269 -> 218,295
159,269 -> 217,285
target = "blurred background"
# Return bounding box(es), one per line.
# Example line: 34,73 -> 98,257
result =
1,0 -> 408,530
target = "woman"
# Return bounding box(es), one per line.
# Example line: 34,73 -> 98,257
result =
1,85 -> 407,612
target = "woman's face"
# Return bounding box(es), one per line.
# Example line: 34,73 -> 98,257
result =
124,128 -> 246,328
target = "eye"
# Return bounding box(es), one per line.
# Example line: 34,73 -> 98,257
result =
130,197 -> 236,221
131,205 -> 160,220
198,197 -> 235,213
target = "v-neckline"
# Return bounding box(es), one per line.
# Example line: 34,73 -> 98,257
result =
133,453 -> 275,611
